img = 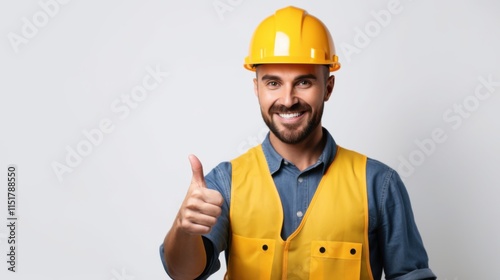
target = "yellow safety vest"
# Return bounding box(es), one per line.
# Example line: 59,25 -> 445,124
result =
226,145 -> 374,280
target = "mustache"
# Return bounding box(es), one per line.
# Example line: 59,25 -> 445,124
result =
269,102 -> 311,114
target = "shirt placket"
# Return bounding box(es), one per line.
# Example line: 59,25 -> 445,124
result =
296,173 -> 307,229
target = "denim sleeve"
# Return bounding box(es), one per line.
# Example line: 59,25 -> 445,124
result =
158,161 -> 232,279
367,159 -> 436,280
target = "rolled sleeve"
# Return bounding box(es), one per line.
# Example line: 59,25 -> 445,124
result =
390,268 -> 437,280
158,237 -> 219,280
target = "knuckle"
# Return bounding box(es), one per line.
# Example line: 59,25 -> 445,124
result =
214,207 -> 222,217
190,188 -> 204,199
200,227 -> 211,235
184,199 -> 196,209
178,218 -> 191,230
217,196 -> 224,206
208,217 -> 218,226
184,197 -> 202,210
182,211 -> 193,220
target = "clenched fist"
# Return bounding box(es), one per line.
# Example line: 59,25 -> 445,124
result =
176,154 -> 224,235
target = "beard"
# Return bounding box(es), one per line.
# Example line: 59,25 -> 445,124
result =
261,100 -> 324,144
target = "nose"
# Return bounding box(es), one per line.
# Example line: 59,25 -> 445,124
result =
280,85 -> 298,108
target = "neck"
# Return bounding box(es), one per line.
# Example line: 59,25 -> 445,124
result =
269,126 -> 326,171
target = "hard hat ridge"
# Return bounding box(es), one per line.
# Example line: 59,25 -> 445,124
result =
244,6 -> 340,72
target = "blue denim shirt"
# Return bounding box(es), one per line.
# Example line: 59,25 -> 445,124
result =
160,128 -> 436,280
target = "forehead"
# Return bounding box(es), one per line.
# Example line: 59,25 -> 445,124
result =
255,64 -> 324,79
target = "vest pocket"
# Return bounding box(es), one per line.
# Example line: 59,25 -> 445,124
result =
310,241 -> 362,279
227,234 -> 275,280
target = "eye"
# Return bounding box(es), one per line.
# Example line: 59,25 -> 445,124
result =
296,80 -> 312,88
266,81 -> 280,88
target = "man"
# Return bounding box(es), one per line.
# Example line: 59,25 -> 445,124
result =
160,6 -> 436,280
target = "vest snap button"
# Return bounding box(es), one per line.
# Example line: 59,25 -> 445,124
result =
319,247 -> 326,253
350,248 -> 356,255
262,244 -> 268,251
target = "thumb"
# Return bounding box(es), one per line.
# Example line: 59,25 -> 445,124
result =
188,154 -> 206,188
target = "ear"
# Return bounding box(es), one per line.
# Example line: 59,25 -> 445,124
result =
253,78 -> 258,97
324,75 -> 335,101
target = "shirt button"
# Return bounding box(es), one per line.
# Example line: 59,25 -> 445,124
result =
298,177 -> 303,183
297,211 -> 303,218
284,161 -> 288,165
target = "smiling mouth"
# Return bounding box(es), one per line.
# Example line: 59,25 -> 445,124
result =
278,112 -> 304,119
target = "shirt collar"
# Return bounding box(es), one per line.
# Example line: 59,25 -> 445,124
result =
261,127 -> 338,175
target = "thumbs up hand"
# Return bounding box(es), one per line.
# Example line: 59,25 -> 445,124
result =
175,154 -> 224,235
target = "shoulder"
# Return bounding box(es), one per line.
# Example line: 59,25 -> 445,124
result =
365,157 -> 407,199
205,161 -> 232,188
365,157 -> 415,219
204,161 -> 232,205
205,145 -> 264,197
366,157 -> 398,183
337,146 -> 399,184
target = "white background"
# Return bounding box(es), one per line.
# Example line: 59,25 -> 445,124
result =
1,0 -> 499,279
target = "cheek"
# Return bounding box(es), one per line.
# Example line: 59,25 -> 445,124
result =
303,95 -> 324,109
258,94 -> 275,110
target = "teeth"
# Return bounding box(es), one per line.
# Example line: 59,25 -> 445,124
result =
279,112 -> 302,119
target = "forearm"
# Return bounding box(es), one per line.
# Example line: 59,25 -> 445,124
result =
163,222 -> 207,280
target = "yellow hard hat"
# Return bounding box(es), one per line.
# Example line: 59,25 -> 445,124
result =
244,6 -> 340,72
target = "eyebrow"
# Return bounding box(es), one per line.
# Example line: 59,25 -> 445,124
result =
260,73 -> 318,82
